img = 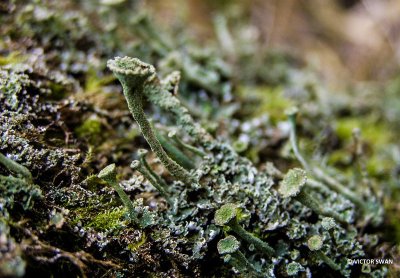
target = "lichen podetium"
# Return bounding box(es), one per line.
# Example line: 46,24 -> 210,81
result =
107,57 -> 194,185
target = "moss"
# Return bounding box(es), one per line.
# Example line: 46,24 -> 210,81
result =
333,116 -> 395,177
87,208 -> 128,232
238,86 -> 293,121
127,232 -> 147,252
69,205 -> 97,227
327,149 -> 352,166
48,82 -> 67,100
366,154 -> 393,177
0,52 -> 26,66
84,174 -> 103,191
84,67 -> 115,93
335,116 -> 392,145
75,117 -> 103,144
126,129 -> 140,140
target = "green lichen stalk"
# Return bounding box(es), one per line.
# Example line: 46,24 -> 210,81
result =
307,235 -> 341,272
168,130 -> 206,157
279,168 -> 348,225
98,164 -> 137,222
217,235 -> 261,277
156,131 -> 195,170
286,108 -> 381,223
215,204 -> 275,257
286,107 -> 311,172
0,153 -> 32,183
312,167 -> 380,221
107,57 -> 193,185
145,71 -> 213,146
131,160 -> 173,206
229,220 -> 275,257
137,149 -> 169,190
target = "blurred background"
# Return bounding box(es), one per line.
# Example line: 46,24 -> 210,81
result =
147,0 -> 400,86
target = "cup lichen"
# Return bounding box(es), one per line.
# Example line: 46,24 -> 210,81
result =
215,204 -> 275,257
0,3 -> 392,277
306,235 -> 341,272
279,168 -> 348,225
217,235 -> 261,276
107,56 -> 193,185
98,164 -> 138,222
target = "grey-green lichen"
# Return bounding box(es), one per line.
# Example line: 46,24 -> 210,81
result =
214,203 -> 275,257
286,261 -> 304,276
0,153 -> 41,277
0,1 -> 395,277
217,235 -> 261,276
217,235 -> 240,255
107,56 -> 194,185
98,164 -> 157,228
101,55 -> 387,277
278,167 -> 307,198
279,168 -> 348,225
286,107 -> 383,225
307,235 -> 323,251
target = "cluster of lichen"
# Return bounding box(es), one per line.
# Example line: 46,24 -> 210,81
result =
0,153 -> 41,277
0,1 -> 398,277
95,55 -> 387,277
